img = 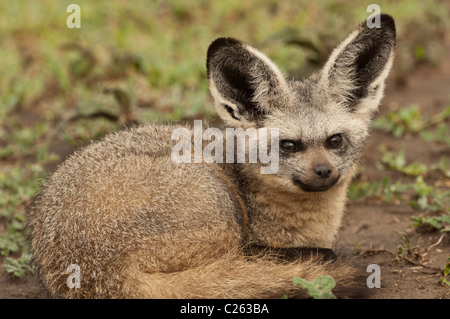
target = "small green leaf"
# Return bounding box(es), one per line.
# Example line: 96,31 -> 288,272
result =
314,275 -> 336,291
293,275 -> 337,299
3,257 -> 25,277
318,292 -> 336,299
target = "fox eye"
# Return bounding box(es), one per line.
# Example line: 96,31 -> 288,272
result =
280,140 -> 302,152
327,134 -> 343,149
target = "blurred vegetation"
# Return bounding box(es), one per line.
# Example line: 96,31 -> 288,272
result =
0,0 -> 449,277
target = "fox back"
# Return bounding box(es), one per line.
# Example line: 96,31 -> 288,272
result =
27,14 -> 396,298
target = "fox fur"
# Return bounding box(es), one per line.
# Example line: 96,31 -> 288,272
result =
27,14 -> 396,298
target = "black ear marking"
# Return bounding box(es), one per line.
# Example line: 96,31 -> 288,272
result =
206,36 -> 287,124
206,37 -> 244,81
223,104 -> 240,121
221,64 -> 260,114
326,13 -> 396,111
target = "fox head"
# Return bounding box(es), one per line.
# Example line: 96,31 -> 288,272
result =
207,14 -> 396,193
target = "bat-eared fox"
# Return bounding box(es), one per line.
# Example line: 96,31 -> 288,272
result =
28,14 -> 396,298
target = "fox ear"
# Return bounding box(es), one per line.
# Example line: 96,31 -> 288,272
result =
320,14 -> 396,117
206,37 -> 290,127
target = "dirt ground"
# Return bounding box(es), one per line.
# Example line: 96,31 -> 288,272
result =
337,59 -> 450,299
0,55 -> 449,300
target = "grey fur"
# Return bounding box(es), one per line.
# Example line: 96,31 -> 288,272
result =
27,14 -> 396,298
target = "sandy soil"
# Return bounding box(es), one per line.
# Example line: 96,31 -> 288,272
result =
0,55 -> 449,300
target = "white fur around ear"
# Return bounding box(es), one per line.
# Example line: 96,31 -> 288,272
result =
320,28 -> 360,90
208,79 -> 246,126
243,44 -> 290,102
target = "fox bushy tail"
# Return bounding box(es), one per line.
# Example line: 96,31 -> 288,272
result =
121,249 -> 361,299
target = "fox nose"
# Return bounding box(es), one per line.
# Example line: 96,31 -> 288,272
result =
314,164 -> 332,178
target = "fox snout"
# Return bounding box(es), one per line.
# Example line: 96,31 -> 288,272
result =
294,163 -> 340,192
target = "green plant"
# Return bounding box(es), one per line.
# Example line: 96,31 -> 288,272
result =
410,214 -> 450,231
2,252 -> 35,278
430,157 -> 450,178
348,177 -> 409,203
0,226 -> 26,256
373,105 -> 450,139
421,123 -> 450,147
0,164 -> 47,273
396,232 -> 422,259
292,275 -> 337,299
409,176 -> 450,212
380,150 -> 428,176
441,256 -> 450,287
372,104 -> 423,137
